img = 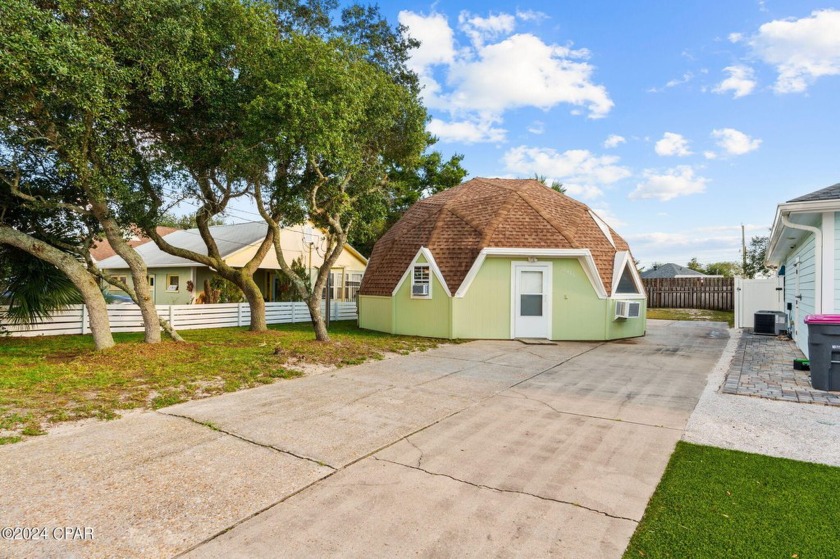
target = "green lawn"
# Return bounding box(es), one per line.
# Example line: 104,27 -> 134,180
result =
647,308 -> 734,328
0,321 -> 444,444
625,442 -> 840,558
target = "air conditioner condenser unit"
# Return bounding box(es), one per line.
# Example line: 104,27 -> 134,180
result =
754,311 -> 786,335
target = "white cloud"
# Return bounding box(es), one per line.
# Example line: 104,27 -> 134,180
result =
516,9 -> 548,22
666,72 -> 693,88
398,11 -> 455,71
648,72 -> 693,93
428,116 -> 506,144
654,132 -> 692,157
397,11 -> 456,111
527,120 -> 545,135
711,128 -> 761,155
728,32 -> 744,43
703,151 -> 718,160
603,134 -> 626,148
503,145 -> 631,199
750,9 -> 840,93
629,223 -> 767,266
590,206 -> 625,228
713,65 -> 757,98
630,166 -> 708,201
458,11 -> 516,47
398,9 -> 613,135
447,34 -> 613,118
696,224 -> 766,234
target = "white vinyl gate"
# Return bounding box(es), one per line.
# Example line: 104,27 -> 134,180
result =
734,277 -> 785,328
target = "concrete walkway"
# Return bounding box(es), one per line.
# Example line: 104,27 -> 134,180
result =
0,320 -> 727,559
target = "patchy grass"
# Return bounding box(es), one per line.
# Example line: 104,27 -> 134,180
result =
647,308 -> 734,327
624,442 -> 840,559
0,321 -> 444,442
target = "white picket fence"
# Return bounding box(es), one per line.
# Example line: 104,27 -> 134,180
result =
0,301 -> 358,337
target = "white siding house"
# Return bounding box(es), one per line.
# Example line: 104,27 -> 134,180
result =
767,184 -> 840,356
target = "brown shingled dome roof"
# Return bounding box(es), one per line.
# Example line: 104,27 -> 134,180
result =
359,177 -> 633,297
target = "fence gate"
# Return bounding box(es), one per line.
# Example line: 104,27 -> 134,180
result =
642,277 -> 734,311
734,277 -> 784,328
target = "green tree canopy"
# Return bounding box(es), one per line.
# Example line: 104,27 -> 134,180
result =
744,235 -> 769,279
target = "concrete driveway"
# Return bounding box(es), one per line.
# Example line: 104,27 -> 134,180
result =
0,320 -> 727,558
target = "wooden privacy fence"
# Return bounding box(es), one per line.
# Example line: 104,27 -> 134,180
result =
0,301 -> 358,337
642,277 -> 734,311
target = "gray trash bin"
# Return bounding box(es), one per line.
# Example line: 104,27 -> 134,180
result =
804,314 -> 840,391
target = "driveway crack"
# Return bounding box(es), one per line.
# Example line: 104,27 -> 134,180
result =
403,436 -> 425,468
499,391 -> 684,431
373,457 -> 638,524
158,411 -> 337,470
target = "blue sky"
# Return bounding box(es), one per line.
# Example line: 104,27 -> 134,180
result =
369,1 -> 840,267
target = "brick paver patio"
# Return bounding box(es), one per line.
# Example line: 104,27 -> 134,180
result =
723,330 -> 840,405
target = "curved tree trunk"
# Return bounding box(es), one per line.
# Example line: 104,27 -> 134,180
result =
91,206 -> 163,344
0,226 -> 115,350
306,298 -> 330,342
144,212 -> 273,333
239,274 -> 267,332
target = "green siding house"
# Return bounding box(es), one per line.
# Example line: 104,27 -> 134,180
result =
358,178 -> 647,341
96,222 -> 368,305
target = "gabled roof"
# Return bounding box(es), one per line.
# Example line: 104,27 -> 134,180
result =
359,178 -> 634,297
98,222 -> 271,268
97,221 -> 369,270
787,183 -> 840,203
640,263 -> 707,279
90,226 -> 178,262
767,181 -> 840,266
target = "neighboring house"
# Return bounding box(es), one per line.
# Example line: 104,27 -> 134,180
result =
767,182 -> 840,356
97,222 -> 367,305
90,226 -> 179,263
640,263 -> 709,279
357,178 -> 647,341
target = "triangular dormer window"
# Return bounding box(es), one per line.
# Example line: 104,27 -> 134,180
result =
615,264 -> 640,295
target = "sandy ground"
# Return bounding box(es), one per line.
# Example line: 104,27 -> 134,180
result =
684,327 -> 840,467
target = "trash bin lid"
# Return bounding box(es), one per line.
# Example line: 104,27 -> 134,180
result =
804,314 -> 840,324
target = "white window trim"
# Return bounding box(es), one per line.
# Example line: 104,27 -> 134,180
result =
392,247 -> 452,297
411,264 -> 432,299
611,251 -> 646,300
510,261 -> 553,340
166,274 -> 181,292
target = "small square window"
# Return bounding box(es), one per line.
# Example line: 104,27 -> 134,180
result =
166,275 -> 180,292
411,265 -> 431,298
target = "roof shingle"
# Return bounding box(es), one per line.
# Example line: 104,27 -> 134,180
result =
359,178 -> 636,297
787,183 -> 840,203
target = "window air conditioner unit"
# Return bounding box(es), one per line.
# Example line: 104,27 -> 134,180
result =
412,284 -> 429,297
754,311 -> 786,335
615,301 -> 641,319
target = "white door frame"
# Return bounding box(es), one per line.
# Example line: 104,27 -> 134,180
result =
510,261 -> 552,339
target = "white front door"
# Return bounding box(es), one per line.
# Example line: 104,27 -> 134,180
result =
513,264 -> 551,339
